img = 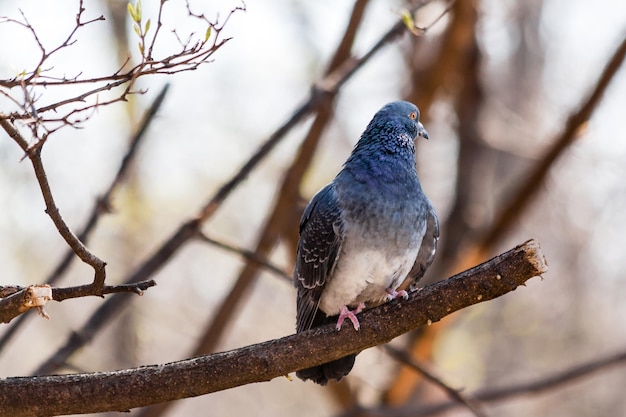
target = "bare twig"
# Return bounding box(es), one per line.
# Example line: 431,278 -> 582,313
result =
0,240 -> 546,417
0,280 -> 156,324
0,118 -> 108,291
0,2 -> 242,134
0,84 -> 170,352
52,280 -> 156,301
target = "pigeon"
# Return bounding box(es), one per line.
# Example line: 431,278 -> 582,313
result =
293,101 -> 439,385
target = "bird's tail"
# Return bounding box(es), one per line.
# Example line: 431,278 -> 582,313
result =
296,354 -> 356,385
296,309 -> 357,385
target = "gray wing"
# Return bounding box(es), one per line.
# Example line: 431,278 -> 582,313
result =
407,201 -> 439,285
294,183 -> 344,333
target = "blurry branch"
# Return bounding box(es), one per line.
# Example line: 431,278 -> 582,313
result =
349,348 -> 626,417
0,280 -> 155,324
470,34 -> 626,263
388,0 -> 479,404
0,84 -> 169,343
383,345 -> 488,417
31,0 -> 449,377
195,233 -> 291,281
440,15 -> 484,268
0,1 -> 242,135
0,240 -> 546,417
406,0 -> 474,118
400,1 -> 453,37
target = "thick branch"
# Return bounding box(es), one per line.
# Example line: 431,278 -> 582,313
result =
0,240 -> 546,417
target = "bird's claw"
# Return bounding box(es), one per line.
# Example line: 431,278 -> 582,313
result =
336,303 -> 365,331
386,288 -> 409,302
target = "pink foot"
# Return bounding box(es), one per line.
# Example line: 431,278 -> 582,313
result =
386,288 -> 409,302
335,303 -> 365,331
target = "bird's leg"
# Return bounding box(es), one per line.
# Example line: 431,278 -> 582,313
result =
386,288 -> 409,302
335,303 -> 366,331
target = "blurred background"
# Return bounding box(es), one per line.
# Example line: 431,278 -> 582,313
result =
1,0 -> 625,416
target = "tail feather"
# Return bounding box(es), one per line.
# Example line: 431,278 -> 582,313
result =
296,308 -> 357,385
296,354 -> 355,385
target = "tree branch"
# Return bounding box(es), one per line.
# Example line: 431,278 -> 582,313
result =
0,280 -> 156,323
195,232 -> 291,281
475,34 -> 626,258
0,2 -> 242,133
0,240 -> 547,417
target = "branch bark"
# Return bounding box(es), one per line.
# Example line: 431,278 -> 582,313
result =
0,240 -> 547,417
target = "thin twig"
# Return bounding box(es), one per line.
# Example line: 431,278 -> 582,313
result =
0,84 -> 170,352
0,2 -> 241,135
0,118 -> 108,290
52,280 -> 157,301
0,281 -> 156,323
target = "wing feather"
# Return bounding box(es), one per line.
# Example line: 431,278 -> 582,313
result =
294,184 -> 344,333
407,201 -> 439,285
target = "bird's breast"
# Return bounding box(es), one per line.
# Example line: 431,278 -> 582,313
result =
317,197 -> 428,316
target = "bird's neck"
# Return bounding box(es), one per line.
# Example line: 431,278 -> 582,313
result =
339,144 -> 419,190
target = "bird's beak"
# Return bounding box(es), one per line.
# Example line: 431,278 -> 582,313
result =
418,122 -> 429,140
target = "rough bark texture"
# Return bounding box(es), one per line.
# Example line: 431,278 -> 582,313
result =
0,240 -> 547,417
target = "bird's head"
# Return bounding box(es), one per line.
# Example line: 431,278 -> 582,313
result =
374,101 -> 429,141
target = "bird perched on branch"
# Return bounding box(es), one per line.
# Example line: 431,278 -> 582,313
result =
294,101 -> 439,385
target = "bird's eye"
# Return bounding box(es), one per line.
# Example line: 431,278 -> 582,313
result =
409,112 -> 417,120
